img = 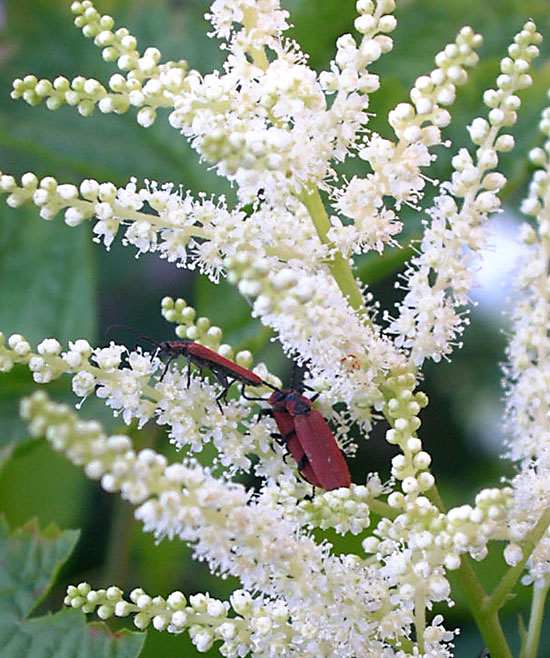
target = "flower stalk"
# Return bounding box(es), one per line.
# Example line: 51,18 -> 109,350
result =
521,576 -> 550,658
456,556 -> 513,658
484,507 -> 550,618
298,186 -> 367,312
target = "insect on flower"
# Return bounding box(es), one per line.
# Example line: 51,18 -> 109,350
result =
156,339 -> 271,393
266,389 -> 322,488
108,325 -> 274,405
340,353 -> 362,371
267,389 -> 351,491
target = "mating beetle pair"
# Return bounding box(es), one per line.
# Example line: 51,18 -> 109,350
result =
143,337 -> 351,491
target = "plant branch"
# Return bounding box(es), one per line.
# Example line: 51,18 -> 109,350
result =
457,556 -> 513,658
427,483 -> 513,657
483,507 -> 550,617
521,576 -> 550,658
368,498 -> 400,520
298,187 -> 367,314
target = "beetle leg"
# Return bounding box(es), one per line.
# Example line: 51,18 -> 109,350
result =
208,368 -> 231,400
269,428 -> 295,445
268,432 -> 292,458
215,383 -> 231,408
159,355 -> 174,381
302,488 -> 315,502
256,407 -> 277,426
301,385 -> 320,403
241,388 -> 271,401
295,455 -> 316,495
280,428 -> 295,445
240,376 -> 277,401
186,353 -> 193,388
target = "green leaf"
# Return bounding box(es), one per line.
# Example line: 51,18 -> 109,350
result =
0,517 -> 145,658
0,517 -> 79,620
0,366 -> 126,469
0,205 -> 96,345
194,276 -> 284,372
0,365 -> 94,466
0,200 -> 97,460
195,276 -> 257,340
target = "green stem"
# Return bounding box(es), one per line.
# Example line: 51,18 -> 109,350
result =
368,498 -> 400,520
249,46 -> 269,70
521,577 -> 550,658
425,481 -> 446,512
298,187 -> 367,313
425,484 -> 513,657
484,507 -> 550,617
242,8 -> 270,70
414,593 -> 426,652
457,505 -> 550,658
387,635 -> 414,653
103,422 -> 158,584
457,556 -> 513,658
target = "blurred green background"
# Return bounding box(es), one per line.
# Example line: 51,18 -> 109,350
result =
1,0 -> 550,655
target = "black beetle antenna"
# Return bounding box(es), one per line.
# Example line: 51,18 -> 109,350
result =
105,324 -> 161,349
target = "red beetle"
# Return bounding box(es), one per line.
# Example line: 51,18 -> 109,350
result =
108,326 -> 272,404
268,389 -> 350,491
154,340 -> 276,406
268,389 -> 322,488
156,340 -> 263,386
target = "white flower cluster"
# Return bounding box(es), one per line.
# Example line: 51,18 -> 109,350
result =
170,0 -> 396,204
508,448 -> 550,587
363,381 -> 519,616
0,321 -> 282,475
1,332 -> 159,424
12,1 -> 190,127
4,13 -> 533,437
10,0 -> 394,206
5,0 -> 550,655
503,128 -> 550,463
501,108 -> 550,587
226,252 -> 410,429
0,1 -> 506,358
363,496 -> 504,654
329,26 -> 483,258
22,373 -> 516,655
299,481 -> 374,536
388,21 -> 542,366
205,0 -> 290,46
65,581 -> 457,657
23,390 -> 459,657
65,583 -> 298,655
361,484 -> 517,649
0,173 -> 264,280
0,171 -> 341,281
388,27 -> 481,144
